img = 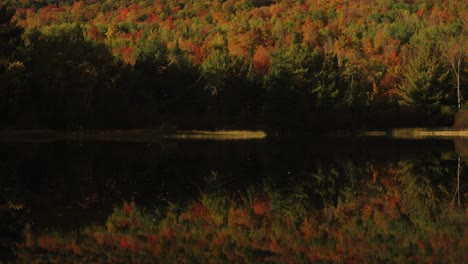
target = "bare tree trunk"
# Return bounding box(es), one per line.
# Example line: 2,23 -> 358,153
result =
452,156 -> 462,208
455,59 -> 461,110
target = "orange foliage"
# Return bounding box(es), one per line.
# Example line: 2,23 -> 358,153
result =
70,1 -> 83,14
361,38 -> 373,56
38,236 -> 66,252
119,8 -> 129,21
252,46 -> 270,77
252,192 -> 271,215
146,14 -> 159,24
361,205 -> 373,221
71,242 -> 82,255
88,23 -> 103,40
120,47 -> 134,64
228,208 -> 251,228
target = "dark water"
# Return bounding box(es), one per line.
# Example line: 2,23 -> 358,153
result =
1,137 -> 467,262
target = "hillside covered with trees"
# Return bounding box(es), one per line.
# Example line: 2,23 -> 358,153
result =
0,0 -> 467,133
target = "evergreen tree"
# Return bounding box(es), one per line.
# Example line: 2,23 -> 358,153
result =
399,44 -> 450,114
0,2 -> 24,127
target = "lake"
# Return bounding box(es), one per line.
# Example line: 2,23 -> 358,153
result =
1,136 -> 467,262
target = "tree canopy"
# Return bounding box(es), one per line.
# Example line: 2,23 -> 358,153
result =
1,0 -> 467,131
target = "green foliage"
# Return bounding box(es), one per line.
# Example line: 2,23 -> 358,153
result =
0,2 -> 24,127
1,0 -> 466,130
399,43 -> 450,114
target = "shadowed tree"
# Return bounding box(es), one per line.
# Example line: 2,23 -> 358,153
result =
0,3 -> 24,127
21,25 -> 117,129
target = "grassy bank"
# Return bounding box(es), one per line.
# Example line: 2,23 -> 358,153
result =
0,129 -> 267,142
391,128 -> 468,139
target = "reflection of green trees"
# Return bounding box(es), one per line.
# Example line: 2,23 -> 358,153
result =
14,154 -> 468,263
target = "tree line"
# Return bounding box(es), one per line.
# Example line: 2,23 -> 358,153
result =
0,0 -> 467,133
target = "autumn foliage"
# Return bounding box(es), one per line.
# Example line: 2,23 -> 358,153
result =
1,0 -> 466,131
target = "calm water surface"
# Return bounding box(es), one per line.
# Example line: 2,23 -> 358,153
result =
1,137 -> 467,262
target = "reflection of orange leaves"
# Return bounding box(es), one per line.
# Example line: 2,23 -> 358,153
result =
122,201 -> 135,214
92,232 -> 105,245
198,239 -> 208,249
373,211 -> 388,230
161,227 -> 175,241
212,233 -> 227,247
38,236 -> 66,252
147,233 -> 158,244
119,237 -> 130,250
252,192 -> 271,215
361,205 -> 373,221
228,208 -> 251,228
192,203 -> 208,219
269,239 -> 282,253
23,224 -> 34,248
385,195 -> 401,209
71,242 -> 82,255
153,245 -> 162,256
301,218 -> 318,239
383,206 -> 400,221
416,240 -> 425,253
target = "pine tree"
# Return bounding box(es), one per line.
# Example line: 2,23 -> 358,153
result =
399,44 -> 450,114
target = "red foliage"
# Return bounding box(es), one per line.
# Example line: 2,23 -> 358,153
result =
197,9 -> 208,17
119,237 -> 130,250
133,30 -> 143,41
252,192 -> 271,215
191,44 -> 204,65
120,8 -> 129,20
122,200 -> 135,214
146,14 -> 159,24
161,227 -> 175,241
89,24 -> 103,40
386,50 -> 401,66
192,203 -> 210,221
198,239 -> 208,249
416,8 -> 425,17
147,233 -> 158,244
361,205 -> 373,221
38,236 -> 66,252
164,16 -> 176,30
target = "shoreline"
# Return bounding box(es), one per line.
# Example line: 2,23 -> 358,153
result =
0,129 -> 267,142
390,128 -> 468,139
3,128 -> 468,142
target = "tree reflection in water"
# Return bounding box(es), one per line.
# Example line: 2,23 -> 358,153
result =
12,153 -> 468,263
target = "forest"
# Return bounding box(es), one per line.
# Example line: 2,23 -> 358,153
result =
0,0 -> 467,133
